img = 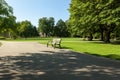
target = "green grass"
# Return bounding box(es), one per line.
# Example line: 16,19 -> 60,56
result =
39,38 -> 120,60
62,41 -> 120,60
4,37 -> 51,42
2,37 -> 120,60
0,36 -> 6,40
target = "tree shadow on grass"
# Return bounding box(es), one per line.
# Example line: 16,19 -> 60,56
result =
104,54 -> 120,60
0,51 -> 120,80
111,40 -> 120,45
89,41 -> 108,44
85,52 -> 120,60
61,46 -> 73,49
89,40 -> 120,45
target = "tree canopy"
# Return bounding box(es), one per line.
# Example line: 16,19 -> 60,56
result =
0,0 -> 16,38
38,17 -> 55,37
38,17 -> 70,37
54,19 -> 70,37
69,0 -> 120,42
0,0 -> 13,17
17,20 -> 39,38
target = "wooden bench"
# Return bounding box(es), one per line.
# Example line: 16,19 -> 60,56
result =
47,38 -> 62,48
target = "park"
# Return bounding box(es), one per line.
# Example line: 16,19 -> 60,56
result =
0,0 -> 120,80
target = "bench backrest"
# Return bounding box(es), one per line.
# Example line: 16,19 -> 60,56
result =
52,38 -> 61,44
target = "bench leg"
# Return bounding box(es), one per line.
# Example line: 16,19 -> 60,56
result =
47,43 -> 49,47
54,44 -> 56,49
59,44 -> 61,48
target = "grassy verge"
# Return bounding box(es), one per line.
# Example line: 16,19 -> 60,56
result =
4,37 -> 51,42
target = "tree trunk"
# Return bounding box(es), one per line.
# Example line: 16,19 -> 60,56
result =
88,33 -> 93,41
104,31 -> 110,43
99,24 -> 104,41
100,31 -> 104,41
3,31 -> 9,38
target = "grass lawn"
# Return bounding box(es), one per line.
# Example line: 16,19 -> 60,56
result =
3,37 -> 120,60
38,38 -> 120,60
62,41 -> 120,60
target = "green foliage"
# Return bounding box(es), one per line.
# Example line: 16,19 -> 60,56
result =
0,0 -> 16,39
48,17 -> 55,36
0,0 -> 13,16
69,0 -> 120,43
38,17 -> 70,37
17,20 -> 39,38
54,19 -> 70,37
65,20 -> 72,36
0,15 -> 16,34
38,17 -> 55,37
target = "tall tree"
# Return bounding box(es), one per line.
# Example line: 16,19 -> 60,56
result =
54,19 -> 69,37
1,15 -> 16,38
65,20 -> 71,37
48,17 -> 55,36
38,17 -> 55,37
17,20 -> 38,38
38,17 -> 48,37
69,0 -> 120,43
0,0 -> 13,16
0,0 -> 17,38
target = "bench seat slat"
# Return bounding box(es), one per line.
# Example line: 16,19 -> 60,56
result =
47,38 -> 62,48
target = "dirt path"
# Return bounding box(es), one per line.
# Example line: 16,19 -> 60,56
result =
0,41 -> 60,56
0,41 -> 120,80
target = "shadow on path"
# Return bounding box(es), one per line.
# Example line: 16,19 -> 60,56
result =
0,51 -> 120,80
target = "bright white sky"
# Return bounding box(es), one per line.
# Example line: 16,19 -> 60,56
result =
5,0 -> 71,27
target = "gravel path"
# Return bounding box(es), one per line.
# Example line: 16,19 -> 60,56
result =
0,41 -> 120,80
0,41 -> 60,56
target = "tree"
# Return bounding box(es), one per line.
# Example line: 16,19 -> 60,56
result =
0,0 -> 16,38
54,19 -> 69,37
48,17 -> 55,36
69,0 -> 120,43
38,17 -> 48,37
38,17 -> 55,37
99,0 -> 120,42
1,15 -> 17,38
32,26 -> 39,37
17,20 -> 39,38
65,20 -> 72,37
69,0 -> 96,40
0,0 -> 13,16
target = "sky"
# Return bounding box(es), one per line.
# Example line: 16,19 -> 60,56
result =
5,0 -> 71,27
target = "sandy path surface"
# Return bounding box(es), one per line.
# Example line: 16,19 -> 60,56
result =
0,41 -> 120,80
0,41 -> 60,56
